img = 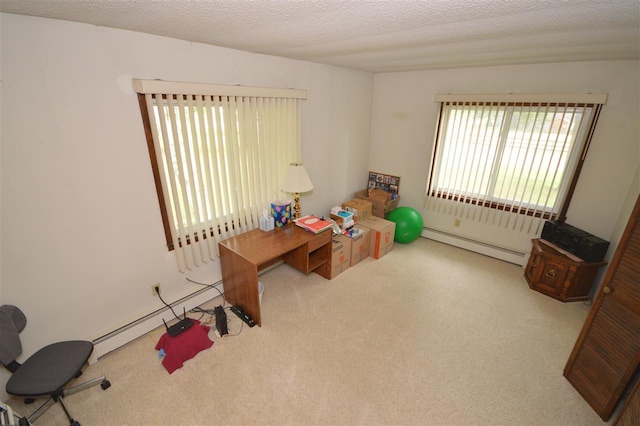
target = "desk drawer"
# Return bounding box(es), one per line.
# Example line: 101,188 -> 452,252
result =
307,230 -> 332,252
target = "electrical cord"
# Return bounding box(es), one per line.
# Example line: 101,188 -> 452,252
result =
184,277 -> 246,336
155,288 -> 184,321
190,306 -> 216,315
188,307 -> 210,323
226,315 -> 243,336
190,306 -> 217,322
185,277 -> 226,308
153,281 -> 244,340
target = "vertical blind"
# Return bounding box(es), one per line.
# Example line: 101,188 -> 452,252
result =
425,93 -> 606,235
134,79 -> 307,272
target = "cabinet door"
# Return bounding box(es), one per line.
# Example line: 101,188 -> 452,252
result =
564,195 -> 640,421
537,259 -> 568,294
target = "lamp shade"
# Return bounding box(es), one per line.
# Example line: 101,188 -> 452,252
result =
281,163 -> 314,193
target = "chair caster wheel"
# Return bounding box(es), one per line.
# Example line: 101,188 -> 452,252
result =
70,421 -> 80,426
101,379 -> 111,390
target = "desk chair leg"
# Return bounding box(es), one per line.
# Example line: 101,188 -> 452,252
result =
26,376 -> 111,425
64,375 -> 110,397
25,398 -> 56,424
57,396 -> 77,426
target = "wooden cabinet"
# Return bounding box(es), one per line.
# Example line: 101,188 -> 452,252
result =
563,195 -> 640,421
282,230 -> 332,276
524,239 -> 607,302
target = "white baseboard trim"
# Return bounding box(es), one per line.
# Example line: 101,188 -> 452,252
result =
422,228 -> 526,266
89,283 -> 223,364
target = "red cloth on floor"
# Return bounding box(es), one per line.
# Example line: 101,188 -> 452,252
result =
155,320 -> 213,374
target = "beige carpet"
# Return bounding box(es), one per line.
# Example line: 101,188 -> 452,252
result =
5,238 -> 606,425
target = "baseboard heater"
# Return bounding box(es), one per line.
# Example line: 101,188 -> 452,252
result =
90,281 -> 223,363
422,228 -> 526,266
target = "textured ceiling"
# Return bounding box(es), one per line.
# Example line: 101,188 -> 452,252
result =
1,0 -> 638,73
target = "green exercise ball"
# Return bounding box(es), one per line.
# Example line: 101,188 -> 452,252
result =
386,207 -> 424,244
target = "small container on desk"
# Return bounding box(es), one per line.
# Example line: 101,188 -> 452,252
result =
271,201 -> 292,228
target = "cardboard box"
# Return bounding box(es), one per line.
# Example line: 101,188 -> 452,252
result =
348,226 -> 370,266
342,198 -> 373,223
327,234 -> 351,279
354,189 -> 400,218
358,217 -> 395,259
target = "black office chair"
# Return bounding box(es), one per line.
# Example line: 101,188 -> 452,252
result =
0,305 -> 110,426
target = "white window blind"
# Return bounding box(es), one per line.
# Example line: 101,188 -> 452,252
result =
134,79 -> 307,272
426,93 -> 606,234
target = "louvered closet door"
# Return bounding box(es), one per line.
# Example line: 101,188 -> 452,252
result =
563,195 -> 640,421
614,377 -> 640,425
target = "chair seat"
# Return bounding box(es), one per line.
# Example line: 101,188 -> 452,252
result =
6,340 -> 93,397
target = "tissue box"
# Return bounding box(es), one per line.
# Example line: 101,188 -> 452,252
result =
271,201 -> 291,228
259,216 -> 274,232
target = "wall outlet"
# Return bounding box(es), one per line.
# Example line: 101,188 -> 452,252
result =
151,283 -> 161,296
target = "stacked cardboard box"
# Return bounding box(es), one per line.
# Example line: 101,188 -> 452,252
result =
327,234 -> 352,279
354,189 -> 399,218
358,216 -> 395,259
341,199 -> 373,223
324,214 -> 395,279
348,227 -> 370,266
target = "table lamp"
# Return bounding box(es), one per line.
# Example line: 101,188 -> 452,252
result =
280,162 -> 314,219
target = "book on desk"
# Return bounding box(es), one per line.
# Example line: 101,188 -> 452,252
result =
294,215 -> 333,234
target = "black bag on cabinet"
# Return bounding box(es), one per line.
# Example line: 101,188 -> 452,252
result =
540,220 -> 609,262
576,235 -> 610,263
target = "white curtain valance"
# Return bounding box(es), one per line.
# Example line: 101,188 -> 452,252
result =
434,93 -> 608,105
133,78 -> 307,99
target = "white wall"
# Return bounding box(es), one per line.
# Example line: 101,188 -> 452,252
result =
0,12 -> 373,394
369,61 -> 640,255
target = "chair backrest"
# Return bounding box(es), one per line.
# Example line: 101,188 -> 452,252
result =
0,305 -> 27,371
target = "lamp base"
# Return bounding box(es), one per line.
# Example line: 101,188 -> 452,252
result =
293,193 -> 301,219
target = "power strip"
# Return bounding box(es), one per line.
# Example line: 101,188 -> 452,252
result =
214,306 -> 228,336
230,305 -> 256,327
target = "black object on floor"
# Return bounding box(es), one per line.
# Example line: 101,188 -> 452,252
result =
214,306 -> 228,335
230,305 -> 256,327
163,317 -> 194,337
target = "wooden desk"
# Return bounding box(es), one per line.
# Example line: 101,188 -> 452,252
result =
218,225 -> 332,326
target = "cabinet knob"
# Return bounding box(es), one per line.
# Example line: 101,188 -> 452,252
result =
603,286 -> 611,294
545,269 -> 556,279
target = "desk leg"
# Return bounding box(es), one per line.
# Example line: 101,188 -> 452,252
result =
219,244 -> 262,327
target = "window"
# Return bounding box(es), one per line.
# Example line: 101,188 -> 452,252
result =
134,79 -> 306,271
426,94 -> 606,223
